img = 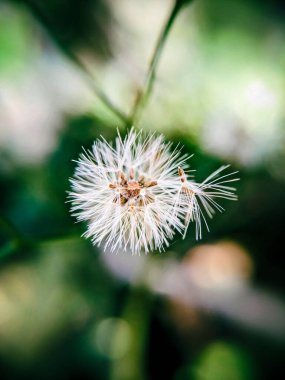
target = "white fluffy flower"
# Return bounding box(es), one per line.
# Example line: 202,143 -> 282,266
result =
69,129 -> 238,254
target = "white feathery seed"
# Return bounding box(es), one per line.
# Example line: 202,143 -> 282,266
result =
69,128 -> 239,254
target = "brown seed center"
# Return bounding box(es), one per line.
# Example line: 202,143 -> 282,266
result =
120,181 -> 141,199
109,169 -> 157,206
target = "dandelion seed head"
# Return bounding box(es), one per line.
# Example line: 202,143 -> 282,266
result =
69,128 -> 238,254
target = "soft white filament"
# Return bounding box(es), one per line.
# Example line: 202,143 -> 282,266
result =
69,129 -> 238,254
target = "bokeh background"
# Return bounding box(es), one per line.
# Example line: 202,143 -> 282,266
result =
1,0 -> 285,379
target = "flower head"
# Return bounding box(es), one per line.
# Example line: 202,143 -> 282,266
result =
69,128 -> 238,254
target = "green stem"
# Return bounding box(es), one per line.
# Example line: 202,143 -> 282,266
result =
128,0 -> 193,126
110,285 -> 153,380
23,0 -> 128,124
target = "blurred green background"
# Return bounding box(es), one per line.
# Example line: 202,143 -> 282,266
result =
1,0 -> 285,379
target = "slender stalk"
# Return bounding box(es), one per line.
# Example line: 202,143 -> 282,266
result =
64,52 -> 128,124
23,0 -> 128,123
128,0 -> 193,126
110,285 -> 153,380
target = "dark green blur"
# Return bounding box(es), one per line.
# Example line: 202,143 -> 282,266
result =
0,0 -> 285,379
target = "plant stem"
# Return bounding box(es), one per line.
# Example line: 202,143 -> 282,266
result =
110,285 -> 153,380
23,0 -> 128,124
128,0 -> 193,126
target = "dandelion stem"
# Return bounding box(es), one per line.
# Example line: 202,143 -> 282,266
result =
110,285 -> 153,380
128,0 -> 194,126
